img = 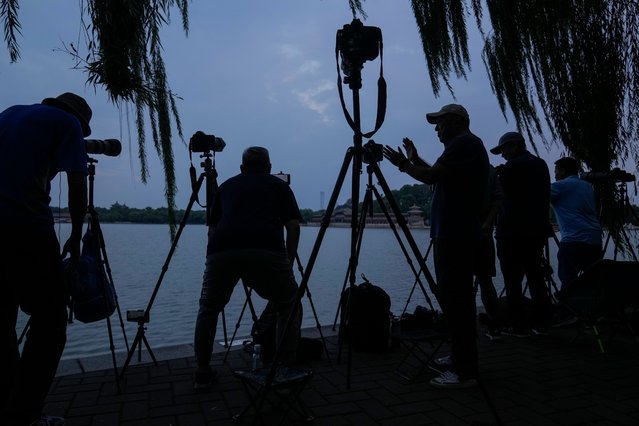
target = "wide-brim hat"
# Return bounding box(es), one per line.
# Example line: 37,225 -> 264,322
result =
426,103 -> 469,124
42,92 -> 92,136
490,131 -> 525,154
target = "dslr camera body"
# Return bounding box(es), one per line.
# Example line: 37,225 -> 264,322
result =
337,19 -> 382,81
189,131 -> 226,153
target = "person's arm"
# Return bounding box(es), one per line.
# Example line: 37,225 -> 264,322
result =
62,171 -> 87,261
284,219 -> 300,266
383,144 -> 447,184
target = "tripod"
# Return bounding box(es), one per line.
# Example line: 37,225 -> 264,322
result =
331,162 -> 437,331
82,157 -> 130,391
17,157 -> 130,393
119,151 -> 218,379
262,61 -> 440,390
602,181 -> 639,261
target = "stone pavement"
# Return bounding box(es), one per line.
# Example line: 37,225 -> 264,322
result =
44,324 -> 639,425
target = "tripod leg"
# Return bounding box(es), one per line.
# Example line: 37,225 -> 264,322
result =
120,173 -> 206,379
86,211 -> 123,392
119,326 -> 144,379
259,148 -> 353,389
337,189 -> 371,364
141,333 -> 158,365
401,241 -> 433,315
222,286 -> 254,363
369,160 -> 440,305
371,185 -> 436,312
332,187 -> 370,332
295,254 -> 332,366
91,212 -> 130,352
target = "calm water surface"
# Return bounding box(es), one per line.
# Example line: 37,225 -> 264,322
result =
15,223 -> 638,360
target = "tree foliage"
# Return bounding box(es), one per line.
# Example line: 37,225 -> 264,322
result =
2,0 -> 188,237
410,0 -> 639,248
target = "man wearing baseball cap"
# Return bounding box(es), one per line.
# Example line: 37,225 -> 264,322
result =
0,92 -> 91,425
384,103 -> 489,389
490,131 -> 553,337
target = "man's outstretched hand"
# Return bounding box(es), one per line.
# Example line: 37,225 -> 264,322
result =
383,145 -> 408,168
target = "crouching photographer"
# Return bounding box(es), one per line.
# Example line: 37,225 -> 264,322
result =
192,146 -> 303,390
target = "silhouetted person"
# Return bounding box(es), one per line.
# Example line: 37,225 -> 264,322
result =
0,93 -> 91,426
475,165 -> 505,341
384,103 -> 489,389
551,157 -> 603,289
490,132 -> 552,337
193,147 -> 302,390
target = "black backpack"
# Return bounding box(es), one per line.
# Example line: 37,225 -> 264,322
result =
340,277 -> 391,352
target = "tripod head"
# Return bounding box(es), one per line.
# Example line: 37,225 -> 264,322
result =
188,145 -> 220,227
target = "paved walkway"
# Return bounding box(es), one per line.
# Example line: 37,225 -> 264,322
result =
45,324 -> 639,425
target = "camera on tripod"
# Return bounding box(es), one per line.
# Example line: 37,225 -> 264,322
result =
363,140 -> 383,164
337,18 -> 382,83
85,139 -> 122,157
189,131 -> 226,153
580,167 -> 635,183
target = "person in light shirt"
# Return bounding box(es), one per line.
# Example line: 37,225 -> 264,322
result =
550,157 -> 603,289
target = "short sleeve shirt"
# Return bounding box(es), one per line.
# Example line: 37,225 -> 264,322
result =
551,175 -> 601,244
207,172 -> 303,254
430,132 -> 490,240
0,104 -> 87,226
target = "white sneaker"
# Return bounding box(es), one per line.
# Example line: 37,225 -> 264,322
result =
430,370 -> 478,389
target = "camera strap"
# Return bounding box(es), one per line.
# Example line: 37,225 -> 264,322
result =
336,37 -> 387,139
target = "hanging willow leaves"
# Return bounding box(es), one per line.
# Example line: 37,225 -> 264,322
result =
81,0 -> 186,238
1,0 -> 20,62
412,0 -> 639,251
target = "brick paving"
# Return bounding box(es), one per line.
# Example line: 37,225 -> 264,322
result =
45,325 -> 639,425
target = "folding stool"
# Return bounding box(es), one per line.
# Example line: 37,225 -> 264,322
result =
393,328 -> 448,381
232,367 -> 314,424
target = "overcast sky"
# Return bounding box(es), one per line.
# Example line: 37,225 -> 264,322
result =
2,0 -> 569,211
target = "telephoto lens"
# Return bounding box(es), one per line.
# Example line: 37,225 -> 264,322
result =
85,139 -> 122,157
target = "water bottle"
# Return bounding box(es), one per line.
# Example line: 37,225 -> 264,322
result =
252,344 -> 263,371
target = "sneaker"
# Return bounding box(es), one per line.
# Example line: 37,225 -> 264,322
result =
193,367 -> 217,391
430,370 -> 478,389
30,415 -> 66,426
485,329 -> 503,341
501,327 -> 531,338
433,355 -> 452,368
531,327 -> 549,336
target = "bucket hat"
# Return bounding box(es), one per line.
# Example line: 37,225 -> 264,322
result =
42,92 -> 92,136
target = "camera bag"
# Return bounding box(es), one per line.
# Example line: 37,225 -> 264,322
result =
64,230 -> 116,323
339,278 -> 392,352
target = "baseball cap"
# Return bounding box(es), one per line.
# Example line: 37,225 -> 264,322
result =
426,104 -> 469,124
490,131 -> 525,154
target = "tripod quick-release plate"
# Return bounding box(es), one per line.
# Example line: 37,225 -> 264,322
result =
126,309 -> 149,324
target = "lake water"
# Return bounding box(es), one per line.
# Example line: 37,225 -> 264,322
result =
15,223 -> 638,360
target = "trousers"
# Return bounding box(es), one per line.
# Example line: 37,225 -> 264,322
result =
194,249 -> 300,367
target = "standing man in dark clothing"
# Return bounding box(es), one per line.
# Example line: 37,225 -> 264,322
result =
490,131 -> 553,336
193,146 -> 302,390
384,103 -> 490,389
0,93 -> 91,426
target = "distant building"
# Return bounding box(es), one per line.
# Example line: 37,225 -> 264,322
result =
307,205 -> 426,228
